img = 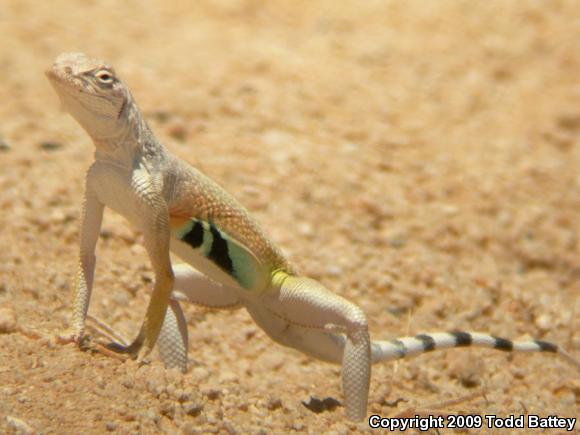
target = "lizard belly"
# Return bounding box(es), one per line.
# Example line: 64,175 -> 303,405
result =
170,238 -> 243,290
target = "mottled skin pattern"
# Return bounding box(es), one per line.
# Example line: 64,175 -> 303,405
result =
47,53 -> 579,422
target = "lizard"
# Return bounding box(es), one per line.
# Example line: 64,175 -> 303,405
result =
46,52 -> 580,422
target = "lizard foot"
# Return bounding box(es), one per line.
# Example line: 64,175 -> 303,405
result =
105,339 -> 153,366
87,342 -> 132,362
135,344 -> 153,366
55,328 -> 86,346
105,340 -> 139,354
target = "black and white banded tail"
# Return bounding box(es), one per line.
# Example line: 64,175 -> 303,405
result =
370,331 -> 579,368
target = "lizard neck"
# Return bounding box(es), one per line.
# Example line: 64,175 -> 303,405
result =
92,94 -> 165,169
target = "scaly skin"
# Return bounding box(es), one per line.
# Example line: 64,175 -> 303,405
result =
47,53 -> 579,422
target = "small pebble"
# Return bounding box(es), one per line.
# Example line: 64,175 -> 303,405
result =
159,401 -> 176,419
0,138 -> 11,152
164,367 -> 182,385
219,371 -> 238,383
100,228 -> 113,240
180,422 -> 201,435
223,420 -> 238,435
535,314 -> 553,331
5,416 -> 34,435
297,222 -> 313,236
191,367 -> 210,382
183,401 -> 204,416
166,119 -> 188,141
266,397 -> 282,410
123,412 -> 137,422
326,265 -> 342,277
145,408 -> 160,422
0,307 -> 17,334
388,237 -> 406,248
112,291 -> 130,306
1,387 -> 15,396
49,209 -> 67,223
176,390 -> 195,403
291,422 -> 305,431
39,141 -> 63,151
260,353 -> 285,371
203,388 -> 221,401
150,110 -> 172,123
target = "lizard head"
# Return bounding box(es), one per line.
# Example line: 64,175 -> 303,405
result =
46,53 -> 133,143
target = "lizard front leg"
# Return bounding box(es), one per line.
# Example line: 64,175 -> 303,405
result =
60,178 -> 104,345
107,179 -> 174,363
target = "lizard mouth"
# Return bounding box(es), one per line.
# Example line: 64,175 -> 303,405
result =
46,67 -> 77,88
46,67 -> 102,102
45,68 -> 64,89
45,68 -> 81,109
45,67 -> 76,95
45,68 -> 73,110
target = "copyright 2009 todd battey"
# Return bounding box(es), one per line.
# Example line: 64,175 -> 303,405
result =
368,414 -> 577,432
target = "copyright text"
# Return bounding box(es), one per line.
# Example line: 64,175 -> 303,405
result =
368,414 -> 576,431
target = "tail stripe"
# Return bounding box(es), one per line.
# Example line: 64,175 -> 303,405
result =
415,334 -> 436,352
450,331 -> 472,346
392,340 -> 407,358
534,340 -> 558,353
491,335 -> 514,352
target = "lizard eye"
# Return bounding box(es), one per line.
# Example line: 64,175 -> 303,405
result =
95,70 -> 114,84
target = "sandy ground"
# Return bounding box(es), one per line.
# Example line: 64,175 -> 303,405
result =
0,1 -> 579,433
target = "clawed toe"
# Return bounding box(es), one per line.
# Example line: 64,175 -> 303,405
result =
56,329 -> 85,346
105,341 -> 133,354
103,340 -> 152,366
86,342 -> 132,362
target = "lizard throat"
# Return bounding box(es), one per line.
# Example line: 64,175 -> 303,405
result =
91,99 -> 160,167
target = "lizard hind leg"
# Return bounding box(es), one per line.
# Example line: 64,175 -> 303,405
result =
107,264 -> 241,366
171,263 -> 241,309
155,263 -> 242,371
157,298 -> 189,372
157,264 -> 240,373
272,275 -> 371,421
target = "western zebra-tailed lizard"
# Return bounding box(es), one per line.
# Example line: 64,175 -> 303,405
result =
46,52 -> 579,422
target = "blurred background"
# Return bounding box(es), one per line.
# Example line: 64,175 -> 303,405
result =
0,1 -> 578,433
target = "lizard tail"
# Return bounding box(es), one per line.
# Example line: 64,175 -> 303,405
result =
370,331 -> 580,369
